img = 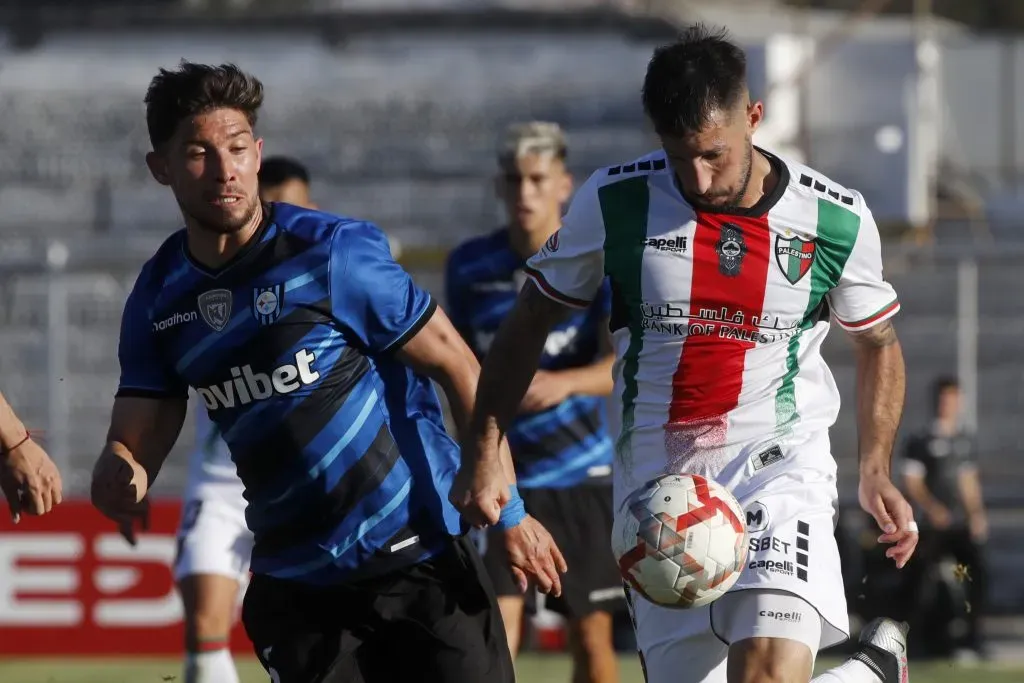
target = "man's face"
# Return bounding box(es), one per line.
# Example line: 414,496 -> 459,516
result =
495,152 -> 572,235
261,178 -> 314,209
146,107 -> 263,234
660,100 -> 763,210
937,387 -> 962,422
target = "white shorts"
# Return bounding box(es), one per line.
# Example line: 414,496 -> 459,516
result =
625,468 -> 850,683
173,497 -> 254,583
627,588 -> 824,683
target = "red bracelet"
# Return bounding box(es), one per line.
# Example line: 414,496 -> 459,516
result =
0,434 -> 31,457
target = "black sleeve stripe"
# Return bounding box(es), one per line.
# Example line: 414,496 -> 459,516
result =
116,387 -> 189,400
381,297 -> 438,354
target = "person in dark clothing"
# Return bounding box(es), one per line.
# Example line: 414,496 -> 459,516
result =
901,376 -> 988,659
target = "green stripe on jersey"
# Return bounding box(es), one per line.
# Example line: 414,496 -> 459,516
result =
775,198 -> 861,430
599,177 -> 650,471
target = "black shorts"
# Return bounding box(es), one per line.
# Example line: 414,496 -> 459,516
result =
480,483 -> 625,618
242,536 -> 514,683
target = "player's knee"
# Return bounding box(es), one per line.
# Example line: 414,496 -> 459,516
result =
178,575 -> 239,643
187,604 -> 234,642
727,637 -> 813,683
570,610 -> 615,659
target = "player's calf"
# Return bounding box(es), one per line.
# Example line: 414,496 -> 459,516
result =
728,637 -> 814,683
178,573 -> 242,683
568,610 -> 619,683
717,589 -> 819,683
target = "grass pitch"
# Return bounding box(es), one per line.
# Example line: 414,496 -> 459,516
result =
0,655 -> 1021,683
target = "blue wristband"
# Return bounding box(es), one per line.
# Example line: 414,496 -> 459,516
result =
495,485 -> 527,530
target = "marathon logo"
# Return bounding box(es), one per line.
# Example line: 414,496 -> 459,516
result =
152,311 -> 198,332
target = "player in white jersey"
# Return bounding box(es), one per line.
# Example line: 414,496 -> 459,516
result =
456,25 -> 918,683
173,156 -> 316,683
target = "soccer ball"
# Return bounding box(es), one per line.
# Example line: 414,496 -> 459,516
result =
612,473 -> 748,609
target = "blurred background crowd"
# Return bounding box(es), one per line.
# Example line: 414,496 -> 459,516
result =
2,0 -> 1024,679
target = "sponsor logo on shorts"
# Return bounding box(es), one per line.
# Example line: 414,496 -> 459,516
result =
745,502 -> 770,532
748,536 -> 792,555
760,609 -> 803,623
751,444 -> 785,471
748,558 -> 796,577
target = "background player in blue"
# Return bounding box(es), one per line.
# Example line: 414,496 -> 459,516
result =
446,122 -> 624,683
88,61 -> 566,683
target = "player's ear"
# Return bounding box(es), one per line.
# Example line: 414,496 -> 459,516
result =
145,151 -> 171,186
747,100 -> 765,135
255,137 -> 264,168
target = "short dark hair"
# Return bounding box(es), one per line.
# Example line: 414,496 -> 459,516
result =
932,375 -> 960,411
641,24 -> 748,137
259,156 -> 311,188
933,375 -> 960,395
144,60 -> 264,149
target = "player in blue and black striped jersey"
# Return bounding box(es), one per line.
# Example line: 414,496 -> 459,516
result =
446,122 -> 625,683
88,61 -> 567,683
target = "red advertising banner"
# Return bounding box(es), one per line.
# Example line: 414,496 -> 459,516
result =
0,499 -> 252,655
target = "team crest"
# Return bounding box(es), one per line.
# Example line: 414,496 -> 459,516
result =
716,223 -> 747,277
197,289 -> 233,332
775,235 -> 816,285
252,284 -> 284,325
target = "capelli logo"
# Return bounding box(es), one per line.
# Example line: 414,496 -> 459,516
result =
760,609 -> 802,623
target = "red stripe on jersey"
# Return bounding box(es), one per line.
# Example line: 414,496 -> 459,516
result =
668,213 -> 772,423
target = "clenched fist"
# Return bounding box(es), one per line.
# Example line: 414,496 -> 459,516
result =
91,448 -> 150,546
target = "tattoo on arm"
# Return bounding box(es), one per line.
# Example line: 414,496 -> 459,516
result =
852,320 -> 905,474
850,320 -> 898,348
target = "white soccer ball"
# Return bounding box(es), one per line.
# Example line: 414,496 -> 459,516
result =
612,473 -> 748,609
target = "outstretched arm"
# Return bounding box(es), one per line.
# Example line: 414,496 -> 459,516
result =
852,320 -> 905,478
850,320 -> 916,568
469,281 -> 577,454
394,305 -> 516,488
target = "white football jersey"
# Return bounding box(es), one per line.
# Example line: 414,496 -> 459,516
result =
184,396 -> 247,507
525,148 -> 899,509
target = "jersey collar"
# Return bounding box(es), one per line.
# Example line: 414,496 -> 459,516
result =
182,202 -> 274,279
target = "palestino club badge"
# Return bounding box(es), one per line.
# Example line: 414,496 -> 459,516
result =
775,234 -> 816,285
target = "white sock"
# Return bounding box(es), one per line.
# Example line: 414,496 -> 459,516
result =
185,648 -> 240,683
812,659 -> 883,683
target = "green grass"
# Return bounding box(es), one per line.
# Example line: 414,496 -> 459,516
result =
0,655 -> 1020,683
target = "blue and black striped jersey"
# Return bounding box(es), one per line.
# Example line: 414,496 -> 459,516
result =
117,203 -> 462,584
445,228 -> 613,489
